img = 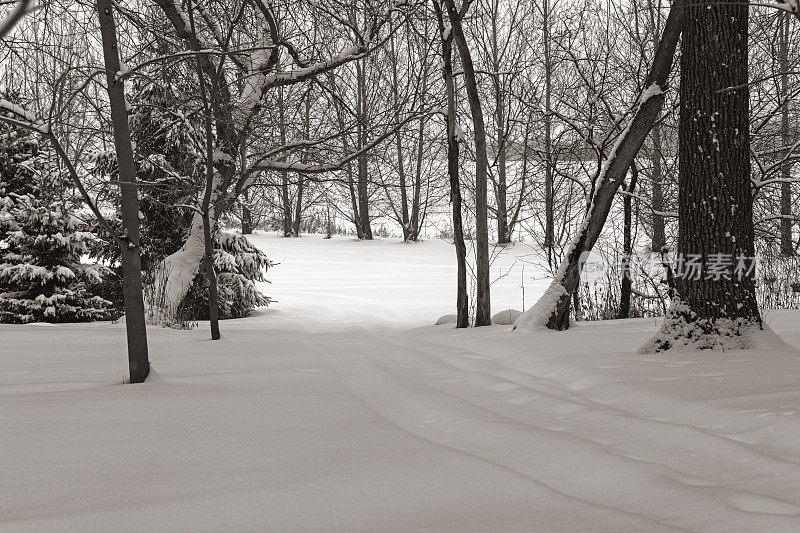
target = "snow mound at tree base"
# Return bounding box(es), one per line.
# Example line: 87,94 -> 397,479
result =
513,281 -> 568,330
492,309 -> 522,325
435,314 -> 457,326
641,301 -> 786,353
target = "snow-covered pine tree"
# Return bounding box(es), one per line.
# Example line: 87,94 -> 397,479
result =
0,96 -> 113,323
179,232 -> 275,320
90,80 -> 274,320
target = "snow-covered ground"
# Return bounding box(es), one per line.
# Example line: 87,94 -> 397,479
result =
252,232 -> 546,326
3,233 -> 800,532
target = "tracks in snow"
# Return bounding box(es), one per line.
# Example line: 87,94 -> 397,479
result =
319,328 -> 800,532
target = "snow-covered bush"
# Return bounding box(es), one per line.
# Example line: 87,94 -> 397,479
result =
178,232 -> 275,320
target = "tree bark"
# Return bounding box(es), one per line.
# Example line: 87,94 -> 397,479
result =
444,0 -> 491,326
97,0 -> 150,382
187,1 -> 220,340
650,122 -> 666,251
647,0 -> 761,351
675,0 -> 760,321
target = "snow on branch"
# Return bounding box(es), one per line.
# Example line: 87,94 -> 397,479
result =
0,98 -> 122,246
0,0 -> 36,39
0,98 -> 47,132
246,111 -> 433,178
751,1 -> 800,20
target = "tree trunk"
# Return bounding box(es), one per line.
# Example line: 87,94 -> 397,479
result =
495,88 -> 509,245
491,7 -> 509,245
619,164 -> 638,319
780,12 -> 794,257
397,132 -> 410,241
241,188 -> 253,235
444,0 -> 491,326
356,60 -> 373,240
278,73 -> 292,238
409,81 -> 427,242
202,211 -> 220,340
514,0 -> 683,331
388,32 -> 411,242
650,122 -> 666,251
648,0 -> 666,253
187,1 -> 220,340
543,0 -> 555,256
434,0 -> 468,328
647,0 -> 761,351
97,0 -> 150,383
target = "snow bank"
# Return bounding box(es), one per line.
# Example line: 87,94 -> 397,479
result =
513,280 -> 567,329
491,308 -> 521,325
435,314 -> 457,325
641,300 -> 773,353
245,232 -> 548,327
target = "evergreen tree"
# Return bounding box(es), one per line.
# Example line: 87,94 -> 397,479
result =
90,80 -> 273,320
0,97 -> 113,323
179,232 -> 274,320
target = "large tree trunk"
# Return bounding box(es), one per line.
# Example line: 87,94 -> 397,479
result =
646,0 -> 761,351
514,0 -> 683,331
444,0 -> 491,326
97,0 -> 150,383
434,0 -> 468,328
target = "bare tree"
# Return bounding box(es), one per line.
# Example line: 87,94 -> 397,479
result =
443,0 -> 491,326
515,0 -> 683,331
433,0 -> 468,327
